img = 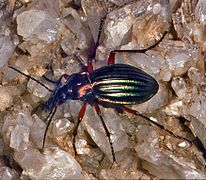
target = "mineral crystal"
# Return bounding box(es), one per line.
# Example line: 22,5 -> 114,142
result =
0,0 -> 206,179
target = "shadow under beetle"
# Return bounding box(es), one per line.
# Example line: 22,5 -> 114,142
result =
9,17 -> 189,163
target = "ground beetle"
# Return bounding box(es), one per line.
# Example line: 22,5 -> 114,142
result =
9,17 -> 188,162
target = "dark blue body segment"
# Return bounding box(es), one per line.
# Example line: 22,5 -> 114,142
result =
45,72 -> 91,109
91,64 -> 159,105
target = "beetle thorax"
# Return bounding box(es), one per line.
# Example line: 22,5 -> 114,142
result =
68,72 -> 92,100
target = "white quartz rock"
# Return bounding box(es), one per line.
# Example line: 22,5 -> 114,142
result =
0,86 -> 15,111
0,35 -> 15,68
104,0 -> 171,49
14,147 -> 83,179
39,147 -> 83,179
17,9 -> 60,43
171,77 -> 188,99
82,105 -> 128,161
0,167 -> 19,180
135,125 -> 206,179
195,0 -> 206,25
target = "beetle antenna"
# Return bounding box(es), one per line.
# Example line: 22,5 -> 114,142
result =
42,106 -> 57,149
8,66 -> 53,92
94,103 -> 116,162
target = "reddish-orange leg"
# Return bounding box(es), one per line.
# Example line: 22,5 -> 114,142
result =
73,102 -> 87,155
108,51 -> 115,65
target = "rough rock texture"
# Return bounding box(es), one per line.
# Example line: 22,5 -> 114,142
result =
0,0 -> 206,179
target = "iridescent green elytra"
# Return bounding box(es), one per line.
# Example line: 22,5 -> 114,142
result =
91,64 -> 159,104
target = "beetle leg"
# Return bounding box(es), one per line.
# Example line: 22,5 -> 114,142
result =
43,73 -> 70,86
87,59 -> 93,73
42,75 -> 57,84
122,106 -> 192,143
96,17 -> 106,48
108,51 -> 116,65
88,17 -> 105,61
41,107 -> 57,150
94,103 -> 116,162
108,49 -> 150,65
87,17 -> 106,73
73,102 -> 87,155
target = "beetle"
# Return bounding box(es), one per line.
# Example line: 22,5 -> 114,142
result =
8,18 -> 188,163
9,50 -> 159,161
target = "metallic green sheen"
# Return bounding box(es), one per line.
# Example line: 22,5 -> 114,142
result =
91,64 -> 159,105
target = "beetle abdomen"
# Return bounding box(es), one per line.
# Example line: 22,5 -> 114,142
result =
91,64 -> 159,105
